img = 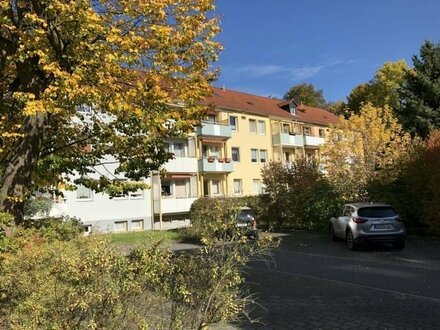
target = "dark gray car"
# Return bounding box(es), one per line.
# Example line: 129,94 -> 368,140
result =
329,203 -> 406,250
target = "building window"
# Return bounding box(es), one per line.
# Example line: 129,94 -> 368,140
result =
231,147 -> 240,162
76,184 -> 92,200
161,180 -> 172,197
249,119 -> 257,133
251,149 -> 258,163
206,114 -> 216,123
173,143 -> 185,157
260,150 -> 267,163
319,128 -> 325,138
233,179 -> 242,195
258,120 -> 266,135
114,221 -> 128,232
211,180 -> 221,195
253,179 -> 261,195
83,225 -> 92,235
163,142 -> 170,152
129,189 -> 144,199
282,123 -> 290,134
229,115 -> 238,130
174,179 -> 188,198
131,220 -> 144,231
304,126 -> 312,136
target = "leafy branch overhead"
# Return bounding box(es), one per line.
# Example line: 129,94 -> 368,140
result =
0,0 -> 222,220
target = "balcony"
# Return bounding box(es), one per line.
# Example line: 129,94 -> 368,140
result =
305,136 -> 325,147
198,157 -> 233,173
156,197 -> 197,214
162,157 -> 198,173
196,121 -> 232,139
272,133 -> 304,147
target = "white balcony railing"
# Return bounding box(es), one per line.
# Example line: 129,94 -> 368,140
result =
198,158 -> 233,172
196,122 -> 232,138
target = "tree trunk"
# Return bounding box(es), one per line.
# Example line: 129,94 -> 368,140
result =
0,114 -> 46,223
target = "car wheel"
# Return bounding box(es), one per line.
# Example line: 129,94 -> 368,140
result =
346,230 -> 357,251
393,240 -> 405,250
329,224 -> 337,241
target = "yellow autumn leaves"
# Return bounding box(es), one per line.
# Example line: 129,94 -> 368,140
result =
321,103 -> 413,199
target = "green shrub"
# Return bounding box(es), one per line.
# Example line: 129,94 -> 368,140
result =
189,197 -> 245,243
23,196 -> 53,218
368,130 -> 440,235
0,226 -> 279,329
261,158 -> 341,232
23,216 -> 84,241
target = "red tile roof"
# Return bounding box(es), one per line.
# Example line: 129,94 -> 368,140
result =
204,87 -> 339,126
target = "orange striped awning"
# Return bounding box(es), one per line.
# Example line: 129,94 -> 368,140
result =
200,138 -> 226,144
165,173 -> 193,179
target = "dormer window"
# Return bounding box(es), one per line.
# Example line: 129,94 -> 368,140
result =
289,101 -> 296,115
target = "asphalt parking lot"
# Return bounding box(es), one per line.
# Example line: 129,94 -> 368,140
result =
219,231 -> 440,329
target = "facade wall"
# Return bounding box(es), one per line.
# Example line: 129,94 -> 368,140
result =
222,111 -> 273,196
53,99 -> 335,233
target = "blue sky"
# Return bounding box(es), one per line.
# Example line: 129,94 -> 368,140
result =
214,0 -> 440,102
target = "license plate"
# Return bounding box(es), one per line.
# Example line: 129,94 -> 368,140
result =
374,224 -> 392,230
237,223 -> 248,228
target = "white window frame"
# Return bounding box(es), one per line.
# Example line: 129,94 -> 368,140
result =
114,221 -> 128,232
253,179 -> 261,195
257,120 -> 266,135
260,149 -> 268,164
76,184 -> 92,201
231,147 -> 240,162
233,179 -> 242,195
229,115 -> 238,130
251,149 -> 258,163
249,119 -> 257,134
129,189 -> 144,200
211,180 -> 221,195
131,219 -> 144,231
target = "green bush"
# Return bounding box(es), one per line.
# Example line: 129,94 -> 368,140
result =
368,131 -> 440,236
0,225 -> 279,329
261,158 -> 341,232
23,216 -> 84,242
189,197 -> 245,242
23,196 -> 53,218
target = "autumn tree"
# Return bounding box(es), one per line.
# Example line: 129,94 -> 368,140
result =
397,41 -> 440,139
321,103 -> 412,201
346,60 -> 408,115
0,0 -> 221,221
283,83 -> 327,108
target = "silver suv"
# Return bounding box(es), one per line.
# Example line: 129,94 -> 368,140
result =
329,203 -> 406,250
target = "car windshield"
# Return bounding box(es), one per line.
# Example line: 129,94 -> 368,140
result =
237,209 -> 255,222
358,207 -> 397,218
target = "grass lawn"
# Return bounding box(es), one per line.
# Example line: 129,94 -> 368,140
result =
107,230 -> 185,245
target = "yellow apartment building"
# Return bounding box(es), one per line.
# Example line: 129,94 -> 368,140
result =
198,87 -> 339,198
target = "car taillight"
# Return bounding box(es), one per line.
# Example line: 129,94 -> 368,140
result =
352,217 -> 368,224
250,219 -> 257,229
395,216 -> 403,222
